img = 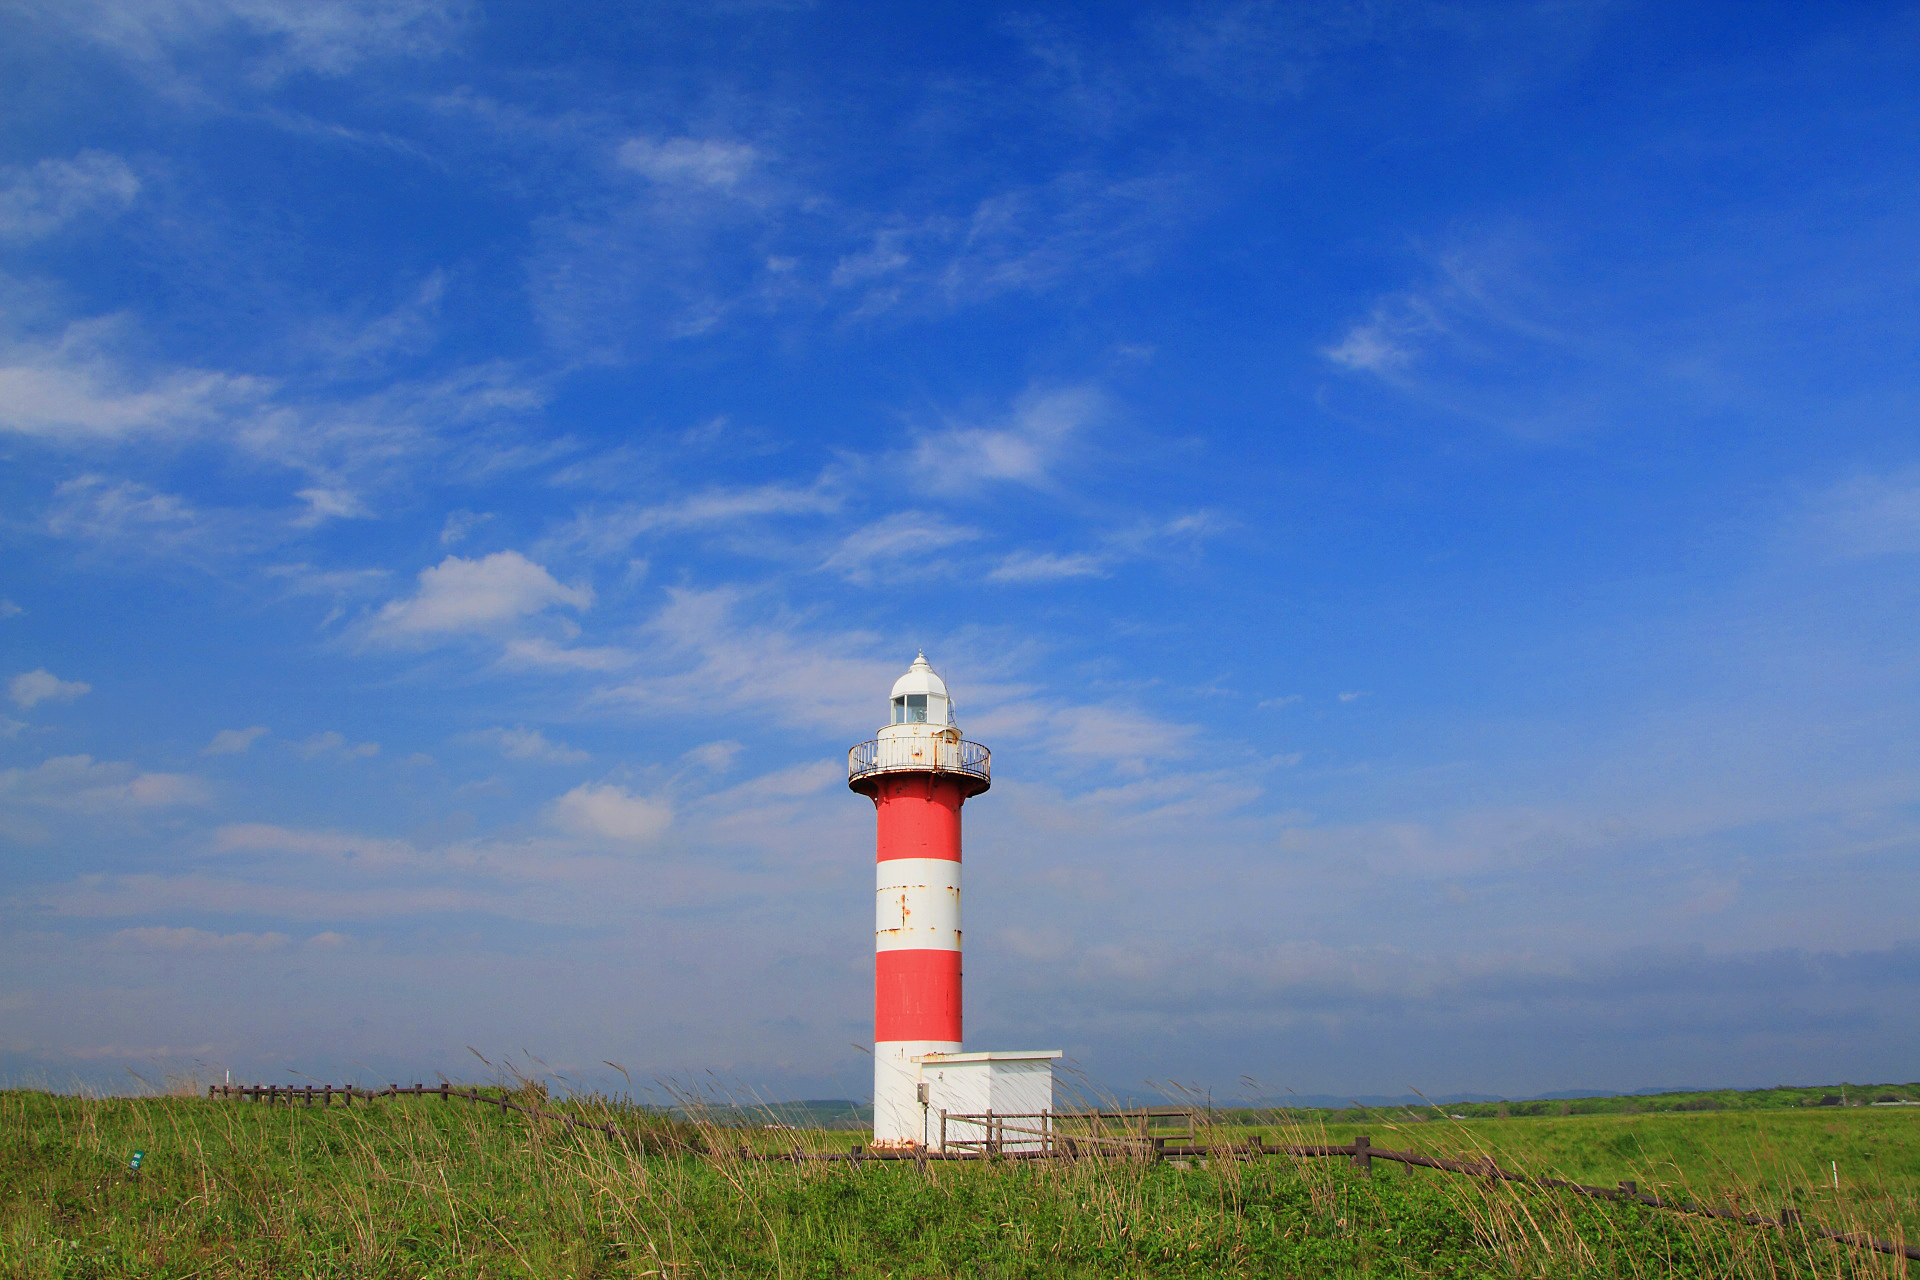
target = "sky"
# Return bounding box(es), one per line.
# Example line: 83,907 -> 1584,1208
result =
3,0 -> 1919,1104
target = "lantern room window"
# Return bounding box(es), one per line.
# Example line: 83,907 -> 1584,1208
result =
892,694 -> 929,724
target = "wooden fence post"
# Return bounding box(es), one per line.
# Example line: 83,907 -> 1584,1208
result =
440,1082 -> 449,1103
1351,1134 -> 1372,1178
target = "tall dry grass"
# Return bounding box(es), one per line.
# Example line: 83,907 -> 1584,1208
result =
3,1085 -> 1912,1277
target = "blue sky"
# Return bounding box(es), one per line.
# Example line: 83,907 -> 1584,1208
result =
4,0 -> 1919,1102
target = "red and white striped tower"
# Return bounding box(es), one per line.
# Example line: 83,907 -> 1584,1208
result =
848,653 -> 992,1148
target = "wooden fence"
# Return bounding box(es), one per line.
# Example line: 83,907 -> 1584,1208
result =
208,1081 -> 640,1142
210,1086 -> 1919,1263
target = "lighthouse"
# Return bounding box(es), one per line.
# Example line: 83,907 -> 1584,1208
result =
849,654 -> 1058,1150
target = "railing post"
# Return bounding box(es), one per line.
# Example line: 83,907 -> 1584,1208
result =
1619,1180 -> 1637,1198
1351,1134 -> 1372,1178
440,1082 -> 449,1103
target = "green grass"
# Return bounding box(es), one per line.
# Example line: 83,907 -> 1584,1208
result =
2,1088 -> 1913,1279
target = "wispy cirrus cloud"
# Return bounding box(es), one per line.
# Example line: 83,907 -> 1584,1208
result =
458,725 -> 589,764
0,151 -> 141,240
596,587 -> 895,733
550,480 -> 842,560
910,383 -> 1105,492
18,0 -> 469,84
987,550 -> 1110,582
616,136 -> 760,191
819,511 -> 980,582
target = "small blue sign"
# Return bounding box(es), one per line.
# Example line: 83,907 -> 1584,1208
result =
128,1151 -> 144,1172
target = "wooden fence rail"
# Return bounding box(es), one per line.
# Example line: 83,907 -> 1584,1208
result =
209,1086 -> 1918,1263
208,1082 -> 641,1143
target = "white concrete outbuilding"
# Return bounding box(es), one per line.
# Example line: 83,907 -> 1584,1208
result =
918,1049 -> 1064,1153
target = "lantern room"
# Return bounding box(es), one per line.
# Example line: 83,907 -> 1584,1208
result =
885,652 -> 954,731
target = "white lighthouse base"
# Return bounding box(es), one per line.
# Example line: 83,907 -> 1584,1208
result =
873,1038 -> 958,1148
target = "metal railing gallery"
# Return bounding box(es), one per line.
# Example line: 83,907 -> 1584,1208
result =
847,737 -> 990,787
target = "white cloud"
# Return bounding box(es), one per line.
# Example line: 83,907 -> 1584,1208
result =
203,726 -> 268,755
0,321 -> 269,441
293,731 -> 379,760
0,755 -> 209,811
373,551 -> 591,636
500,637 -> 637,671
109,925 -> 289,952
1339,691 -> 1370,703
46,475 -> 202,542
616,137 -> 759,190
292,487 -> 371,526
459,725 -> 589,764
0,599 -> 20,618
1050,704 -> 1197,765
832,171 -> 1188,320
550,782 -> 673,844
0,151 -> 140,239
597,587 -> 896,732
34,0 -> 467,79
820,511 -> 980,581
552,482 -> 840,560
10,669 -> 91,708
911,384 -> 1104,491
683,740 -> 741,772
987,550 -> 1110,582
439,508 -> 492,546
1323,302 -> 1439,373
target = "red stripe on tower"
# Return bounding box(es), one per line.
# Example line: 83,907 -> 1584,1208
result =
874,949 -> 963,1042
873,774 -> 964,861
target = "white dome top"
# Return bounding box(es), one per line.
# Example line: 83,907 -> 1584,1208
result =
890,651 -> 949,701
882,652 -> 957,731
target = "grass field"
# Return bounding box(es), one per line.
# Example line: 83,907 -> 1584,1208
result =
3,1086 -> 1916,1279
